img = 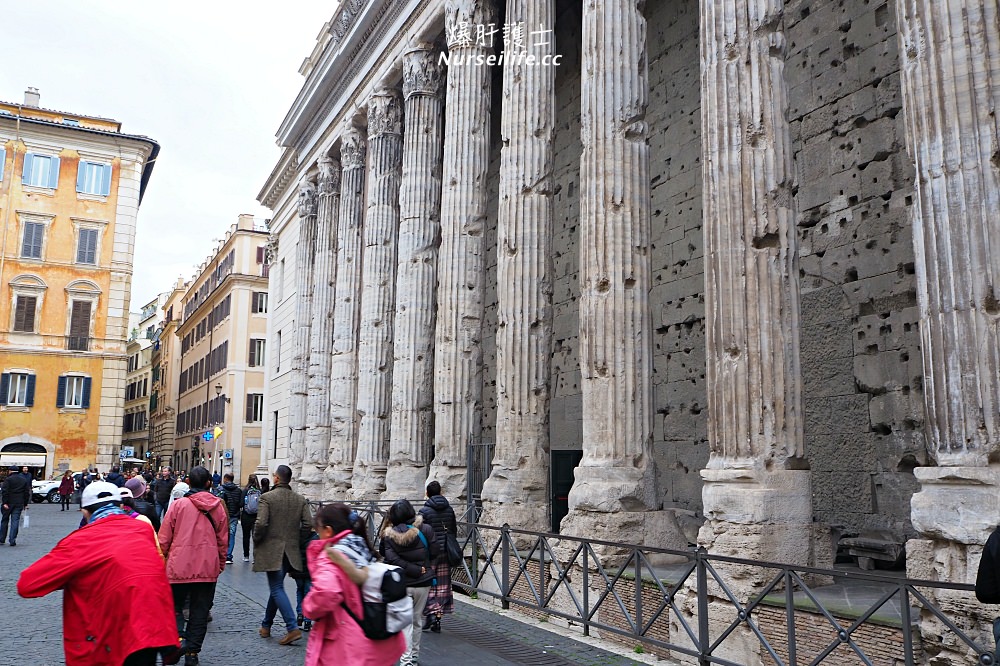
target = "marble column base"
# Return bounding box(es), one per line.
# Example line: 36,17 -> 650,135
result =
425,462 -> 468,506
480,464 -> 549,532
565,464 -> 658,514
382,462 -> 429,502
348,464 -> 387,501
325,465 -> 354,498
910,466 -> 1000,545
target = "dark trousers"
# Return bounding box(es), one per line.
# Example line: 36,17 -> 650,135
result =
0,506 -> 23,544
60,494 -> 71,510
172,582 -> 216,653
240,512 -> 257,558
123,648 -> 160,666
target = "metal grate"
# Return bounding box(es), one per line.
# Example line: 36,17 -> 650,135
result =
444,615 -> 580,665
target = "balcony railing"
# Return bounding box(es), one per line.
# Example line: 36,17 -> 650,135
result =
317,500 -> 993,666
66,336 -> 90,351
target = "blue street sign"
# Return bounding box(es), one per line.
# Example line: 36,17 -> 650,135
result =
203,431 -> 214,442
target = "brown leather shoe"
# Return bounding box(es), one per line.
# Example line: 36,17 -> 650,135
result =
258,626 -> 271,638
278,629 -> 302,645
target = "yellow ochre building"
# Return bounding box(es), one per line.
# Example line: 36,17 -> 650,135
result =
0,88 -> 158,479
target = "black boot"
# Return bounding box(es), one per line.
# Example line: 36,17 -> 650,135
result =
184,652 -> 200,666
431,616 -> 442,633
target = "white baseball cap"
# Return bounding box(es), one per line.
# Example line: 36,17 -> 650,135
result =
81,481 -> 122,509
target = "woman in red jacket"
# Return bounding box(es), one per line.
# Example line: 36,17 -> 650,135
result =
58,471 -> 74,511
17,481 -> 179,666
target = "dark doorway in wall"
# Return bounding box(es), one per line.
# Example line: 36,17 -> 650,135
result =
550,450 -> 583,533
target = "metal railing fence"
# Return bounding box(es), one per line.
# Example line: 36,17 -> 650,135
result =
310,500 -> 993,666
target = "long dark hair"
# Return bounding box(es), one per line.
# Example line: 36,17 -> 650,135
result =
260,477 -> 270,493
245,474 -> 260,491
387,499 -> 416,527
316,502 -> 374,554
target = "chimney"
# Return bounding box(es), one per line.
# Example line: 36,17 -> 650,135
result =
23,87 -> 40,107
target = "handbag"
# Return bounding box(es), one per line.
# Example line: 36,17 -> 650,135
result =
445,533 -> 463,567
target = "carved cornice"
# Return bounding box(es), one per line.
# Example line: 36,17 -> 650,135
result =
445,0 -> 497,49
318,155 -> 342,195
330,0 -> 368,46
367,89 -> 403,137
297,179 -> 318,218
341,126 -> 367,169
403,45 -> 445,99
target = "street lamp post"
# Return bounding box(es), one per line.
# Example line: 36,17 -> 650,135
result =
215,383 -> 230,476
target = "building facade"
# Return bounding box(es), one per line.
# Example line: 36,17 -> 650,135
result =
0,88 -> 157,478
262,4 -> 999,649
173,215 -> 269,481
149,279 -> 186,470
120,292 -> 168,462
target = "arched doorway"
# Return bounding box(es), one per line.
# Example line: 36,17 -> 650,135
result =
0,442 -> 48,481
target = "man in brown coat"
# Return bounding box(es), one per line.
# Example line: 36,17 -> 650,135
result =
252,465 -> 311,645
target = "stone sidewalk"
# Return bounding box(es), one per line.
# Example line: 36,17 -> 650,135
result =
2,503 -> 646,665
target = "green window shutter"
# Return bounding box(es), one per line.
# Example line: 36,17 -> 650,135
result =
25,375 -> 35,407
56,376 -> 67,408
82,378 -> 92,409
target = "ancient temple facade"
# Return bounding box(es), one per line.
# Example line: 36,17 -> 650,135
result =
257,0 -> 1000,570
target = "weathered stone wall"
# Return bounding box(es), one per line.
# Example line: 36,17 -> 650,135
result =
474,0 -> 920,541
785,0 -> 920,539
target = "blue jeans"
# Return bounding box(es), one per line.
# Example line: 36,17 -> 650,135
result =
0,506 -> 22,544
156,501 -> 169,519
262,559 -> 298,632
296,578 -> 311,618
226,517 -> 238,559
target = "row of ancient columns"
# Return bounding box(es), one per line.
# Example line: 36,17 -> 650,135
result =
284,0 -> 1000,572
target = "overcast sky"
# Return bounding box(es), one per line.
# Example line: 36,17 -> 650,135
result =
0,0 -> 335,306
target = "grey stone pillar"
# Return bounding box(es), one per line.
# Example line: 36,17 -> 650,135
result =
384,45 -> 446,500
428,0 -> 496,501
896,2 -> 1000,660
327,126 -> 367,494
300,155 -> 341,498
351,89 -> 404,500
561,0 -> 680,547
697,0 -> 816,568
288,179 -> 318,472
479,0 -> 555,532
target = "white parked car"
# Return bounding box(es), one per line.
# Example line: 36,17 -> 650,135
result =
32,478 -> 62,504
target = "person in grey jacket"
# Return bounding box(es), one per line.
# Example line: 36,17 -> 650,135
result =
252,465 -> 311,646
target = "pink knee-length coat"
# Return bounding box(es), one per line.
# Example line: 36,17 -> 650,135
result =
302,536 -> 406,666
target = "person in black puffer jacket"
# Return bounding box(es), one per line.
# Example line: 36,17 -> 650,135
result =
381,499 -> 437,666
124,477 -> 160,532
419,481 -> 457,633
219,473 -> 243,564
106,466 -> 126,488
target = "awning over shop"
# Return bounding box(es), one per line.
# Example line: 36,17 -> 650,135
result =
0,453 -> 47,468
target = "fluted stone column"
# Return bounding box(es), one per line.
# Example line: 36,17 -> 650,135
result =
479,0 -> 555,532
697,0 -> 817,568
428,0 -> 496,500
561,0 -> 681,548
327,127 -> 367,494
896,2 -> 1000,660
288,179 -> 318,472
300,155 -> 341,498
384,46 -> 446,500
350,90 -> 404,500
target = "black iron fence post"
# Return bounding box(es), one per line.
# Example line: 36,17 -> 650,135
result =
900,583 -> 913,666
583,545 -> 590,637
697,547 -> 710,666
785,568 -> 797,666
501,523 -> 511,610
634,547 -> 643,641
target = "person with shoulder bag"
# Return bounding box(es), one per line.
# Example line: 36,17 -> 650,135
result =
380,499 -> 438,666
157,467 -> 228,666
418,480 -> 459,633
240,474 -> 261,562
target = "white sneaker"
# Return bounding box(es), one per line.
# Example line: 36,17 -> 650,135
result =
243,556 -> 250,562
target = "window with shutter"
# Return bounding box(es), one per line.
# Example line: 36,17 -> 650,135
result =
68,300 -> 92,350
13,295 -> 37,332
21,221 -> 44,259
77,161 -> 112,196
22,153 -> 60,188
5,373 -> 31,406
0,373 -> 8,406
76,228 -> 98,264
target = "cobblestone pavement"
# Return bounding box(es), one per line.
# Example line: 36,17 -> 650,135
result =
2,504 -> 646,666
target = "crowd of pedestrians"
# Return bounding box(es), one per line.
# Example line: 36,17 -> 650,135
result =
14,462 -> 462,666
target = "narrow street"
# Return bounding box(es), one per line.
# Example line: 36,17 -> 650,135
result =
2,504 -> 644,666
